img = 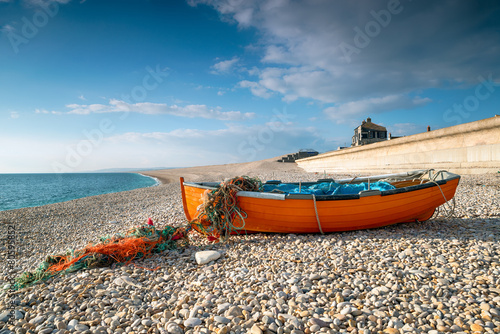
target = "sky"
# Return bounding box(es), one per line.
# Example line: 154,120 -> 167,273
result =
1,0 -> 499,173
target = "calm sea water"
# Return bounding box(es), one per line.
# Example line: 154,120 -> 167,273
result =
0,173 -> 158,211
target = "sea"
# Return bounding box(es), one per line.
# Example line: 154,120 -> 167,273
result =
0,173 -> 159,212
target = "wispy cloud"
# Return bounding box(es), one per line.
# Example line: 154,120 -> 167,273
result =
44,99 -> 255,121
211,57 -> 240,74
324,95 -> 432,124
10,111 -> 20,119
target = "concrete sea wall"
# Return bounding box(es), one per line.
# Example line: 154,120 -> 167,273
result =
297,116 -> 500,175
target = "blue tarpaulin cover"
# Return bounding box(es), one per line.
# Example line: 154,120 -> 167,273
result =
263,181 -> 395,195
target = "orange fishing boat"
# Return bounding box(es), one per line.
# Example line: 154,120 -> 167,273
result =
180,169 -> 460,234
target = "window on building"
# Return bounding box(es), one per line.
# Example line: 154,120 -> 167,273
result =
379,132 -> 386,138
361,133 -> 368,139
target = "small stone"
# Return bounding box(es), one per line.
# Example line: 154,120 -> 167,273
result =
437,278 -> 450,285
309,273 -> 321,280
470,324 -> 484,332
436,325 -> 449,332
184,317 -> 202,328
309,318 -> 329,328
142,319 -> 153,326
189,305 -> 203,318
480,303 -> 491,311
164,310 -> 174,319
251,324 -> 263,334
166,322 -> 184,334
262,315 -> 273,324
95,326 -> 107,334
113,277 -> 125,286
383,329 -> 399,334
436,267 -> 452,274
67,319 -> 78,330
30,315 -> 45,325
75,324 -> 89,331
0,311 -> 11,322
195,251 -> 221,265
225,306 -> 243,317
55,320 -> 67,330
218,303 -> 231,313
217,326 -> 228,334
214,316 -> 230,324
309,324 -> 320,332
14,310 -> 24,320
340,307 -> 352,315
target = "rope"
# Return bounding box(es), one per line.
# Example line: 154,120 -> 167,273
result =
427,180 -> 456,219
312,194 -> 324,234
190,176 -> 262,242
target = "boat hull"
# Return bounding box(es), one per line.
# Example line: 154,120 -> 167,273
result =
180,171 -> 460,234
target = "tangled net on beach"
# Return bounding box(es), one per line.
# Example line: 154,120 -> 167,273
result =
15,176 -> 262,289
190,176 -> 262,242
15,224 -> 189,290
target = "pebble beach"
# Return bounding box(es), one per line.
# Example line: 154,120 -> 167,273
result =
0,160 -> 499,334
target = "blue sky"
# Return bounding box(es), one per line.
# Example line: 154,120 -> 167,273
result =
1,0 -> 499,172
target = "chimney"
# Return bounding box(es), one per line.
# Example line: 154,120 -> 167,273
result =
362,119 -> 366,124
427,126 -> 431,132
367,117 -> 372,123
389,133 -> 392,139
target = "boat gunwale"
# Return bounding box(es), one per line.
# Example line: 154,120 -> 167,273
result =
182,171 -> 460,201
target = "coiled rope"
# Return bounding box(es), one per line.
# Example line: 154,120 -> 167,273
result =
190,176 -> 263,242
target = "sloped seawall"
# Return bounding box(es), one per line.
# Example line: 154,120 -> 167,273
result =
297,116 -> 500,175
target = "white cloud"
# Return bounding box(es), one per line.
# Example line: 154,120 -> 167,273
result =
211,57 -> 240,74
238,80 -> 273,99
324,95 -> 432,123
10,111 -> 19,119
78,95 -> 86,101
190,0 -> 500,111
52,99 -> 254,121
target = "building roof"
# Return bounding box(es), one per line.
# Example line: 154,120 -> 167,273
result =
356,118 -> 387,131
